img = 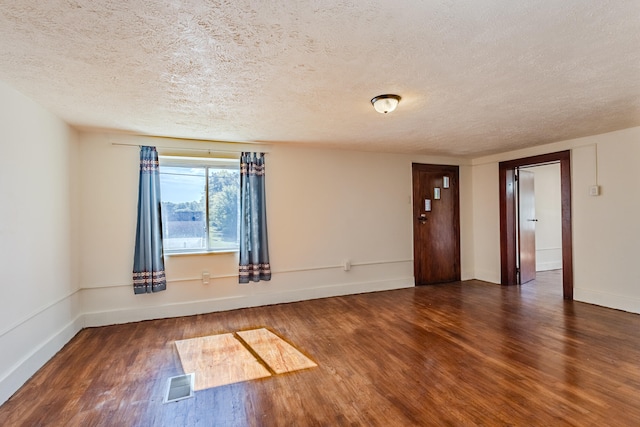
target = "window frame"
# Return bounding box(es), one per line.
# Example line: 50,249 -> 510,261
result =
159,155 -> 241,255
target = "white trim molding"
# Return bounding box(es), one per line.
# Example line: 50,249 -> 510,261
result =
83,277 -> 414,328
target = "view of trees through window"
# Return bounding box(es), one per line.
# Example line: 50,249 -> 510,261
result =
159,162 -> 239,252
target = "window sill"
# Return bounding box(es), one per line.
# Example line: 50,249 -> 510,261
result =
165,250 -> 239,257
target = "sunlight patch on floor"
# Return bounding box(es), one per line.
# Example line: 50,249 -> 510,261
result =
236,328 -> 318,374
175,328 -> 316,391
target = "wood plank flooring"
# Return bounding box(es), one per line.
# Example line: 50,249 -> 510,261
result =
1,271 -> 640,426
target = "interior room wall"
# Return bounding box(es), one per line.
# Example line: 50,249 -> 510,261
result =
471,126 -> 640,313
0,81 -> 81,405
78,132 -> 473,326
530,163 -> 562,271
571,129 -> 640,313
458,164 -> 475,280
470,162 -> 501,283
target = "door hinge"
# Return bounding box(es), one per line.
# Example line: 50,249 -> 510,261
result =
514,174 -> 519,181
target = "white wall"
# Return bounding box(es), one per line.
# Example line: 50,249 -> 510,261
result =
531,163 -> 562,271
458,164 -> 475,280
472,126 -> 640,313
78,133 -> 474,326
0,81 -> 81,404
471,162 -> 501,283
572,130 -> 640,313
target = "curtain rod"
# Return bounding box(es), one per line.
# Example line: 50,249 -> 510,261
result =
111,142 -> 269,154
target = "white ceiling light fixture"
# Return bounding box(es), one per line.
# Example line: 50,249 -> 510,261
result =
371,94 -> 401,114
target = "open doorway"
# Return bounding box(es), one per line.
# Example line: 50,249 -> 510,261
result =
499,151 -> 573,300
516,163 -> 562,290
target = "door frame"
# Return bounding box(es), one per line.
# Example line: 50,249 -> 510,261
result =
499,150 -> 573,299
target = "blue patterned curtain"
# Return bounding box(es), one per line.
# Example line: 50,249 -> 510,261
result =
133,146 -> 166,294
239,152 -> 271,283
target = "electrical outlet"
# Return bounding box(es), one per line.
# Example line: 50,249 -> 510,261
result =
589,185 -> 600,197
202,271 -> 210,285
343,260 -> 351,272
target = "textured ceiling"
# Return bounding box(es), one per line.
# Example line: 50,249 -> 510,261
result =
0,1 -> 639,156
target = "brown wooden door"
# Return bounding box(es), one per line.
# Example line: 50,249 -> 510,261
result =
412,164 -> 460,285
517,169 -> 536,284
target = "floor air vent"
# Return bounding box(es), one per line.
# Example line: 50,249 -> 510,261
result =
164,373 -> 195,403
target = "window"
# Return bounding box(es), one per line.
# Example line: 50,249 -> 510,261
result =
159,156 -> 240,253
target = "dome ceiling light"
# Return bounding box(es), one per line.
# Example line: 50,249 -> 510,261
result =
371,94 -> 401,114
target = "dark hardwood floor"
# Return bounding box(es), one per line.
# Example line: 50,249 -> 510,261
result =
2,271 -> 639,426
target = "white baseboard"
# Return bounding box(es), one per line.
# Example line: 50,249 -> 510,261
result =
574,288 -> 640,314
83,277 -> 415,327
0,315 -> 83,405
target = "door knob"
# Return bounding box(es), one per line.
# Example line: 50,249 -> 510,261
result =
418,214 -> 427,223
527,219 -> 538,222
